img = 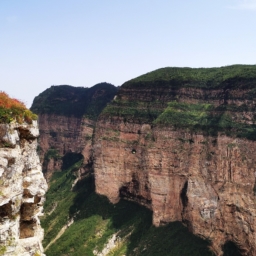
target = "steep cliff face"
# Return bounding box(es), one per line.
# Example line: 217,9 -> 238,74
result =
94,65 -> 256,256
31,83 -> 117,180
0,121 -> 47,256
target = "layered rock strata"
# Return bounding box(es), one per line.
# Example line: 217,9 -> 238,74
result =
94,66 -> 256,255
36,115 -> 94,180
0,121 -> 47,256
31,83 -> 117,179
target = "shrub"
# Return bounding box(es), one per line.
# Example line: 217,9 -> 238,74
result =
0,91 -> 37,124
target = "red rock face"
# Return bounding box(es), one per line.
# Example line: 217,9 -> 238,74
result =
94,120 -> 256,255
31,83 -> 118,180
38,114 -> 94,179
94,80 -> 256,256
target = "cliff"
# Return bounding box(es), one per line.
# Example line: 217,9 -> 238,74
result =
94,65 -> 256,255
41,163 -> 214,256
33,83 -> 214,255
0,120 -> 47,255
31,83 -> 117,180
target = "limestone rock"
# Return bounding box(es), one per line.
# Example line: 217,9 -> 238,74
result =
0,121 -> 47,256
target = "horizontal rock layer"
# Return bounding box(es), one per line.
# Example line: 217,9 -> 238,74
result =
31,83 -> 118,179
94,66 -> 256,256
38,114 -> 94,180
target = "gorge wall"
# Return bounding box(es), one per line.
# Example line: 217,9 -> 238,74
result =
93,65 -> 256,256
31,83 -> 117,180
0,121 -> 47,256
31,65 -> 256,255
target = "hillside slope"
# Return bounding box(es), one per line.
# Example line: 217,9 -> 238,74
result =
41,158 -> 215,256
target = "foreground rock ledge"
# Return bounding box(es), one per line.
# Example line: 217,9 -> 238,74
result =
0,121 -> 47,256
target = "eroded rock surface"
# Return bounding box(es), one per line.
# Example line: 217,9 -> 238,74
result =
38,114 -> 94,180
0,121 -> 47,256
94,66 -> 256,256
31,83 -> 118,180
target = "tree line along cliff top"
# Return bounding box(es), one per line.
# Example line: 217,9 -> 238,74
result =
100,65 -> 256,141
0,91 -> 37,124
30,83 -> 118,119
124,65 -> 256,89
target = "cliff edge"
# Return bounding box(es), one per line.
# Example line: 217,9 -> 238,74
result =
94,65 -> 256,255
0,93 -> 47,256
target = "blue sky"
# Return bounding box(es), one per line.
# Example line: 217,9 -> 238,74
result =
1,0 -> 256,107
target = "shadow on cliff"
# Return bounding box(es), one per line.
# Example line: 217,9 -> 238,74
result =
223,241 -> 242,256
69,175 -> 215,256
43,163 -> 240,256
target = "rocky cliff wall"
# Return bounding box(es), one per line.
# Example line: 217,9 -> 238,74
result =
31,83 -> 117,179
0,121 -> 47,256
94,66 -> 256,256
37,114 -> 94,180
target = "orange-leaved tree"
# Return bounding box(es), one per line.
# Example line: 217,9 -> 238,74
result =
0,91 -> 37,124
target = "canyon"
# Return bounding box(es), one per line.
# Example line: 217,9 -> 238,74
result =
32,65 -> 256,255
93,66 -> 256,255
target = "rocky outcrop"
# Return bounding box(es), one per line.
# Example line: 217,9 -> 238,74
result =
94,65 -> 256,255
31,83 -> 117,180
0,121 -> 47,256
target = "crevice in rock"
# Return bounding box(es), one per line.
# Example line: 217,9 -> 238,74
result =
20,219 -> 36,239
180,180 -> 188,209
23,189 -> 34,199
7,157 -> 15,166
223,241 -> 242,256
180,181 -> 193,231
17,127 -> 36,141
228,160 -> 232,182
0,201 -> 12,219
20,202 -> 36,220
34,195 -> 41,204
119,173 -> 152,207
19,203 -> 37,238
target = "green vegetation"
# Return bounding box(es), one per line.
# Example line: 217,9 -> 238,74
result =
0,245 -> 6,255
42,159 -> 215,256
125,65 -> 256,89
98,65 -> 256,141
154,101 -> 213,127
44,148 -> 61,162
0,91 -> 37,124
154,101 -> 256,140
102,100 -> 163,123
31,83 -> 117,120
102,97 -> 256,140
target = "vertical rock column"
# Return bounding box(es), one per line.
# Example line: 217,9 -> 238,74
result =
0,121 -> 47,256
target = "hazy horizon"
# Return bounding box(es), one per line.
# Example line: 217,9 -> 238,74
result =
1,0 -> 256,107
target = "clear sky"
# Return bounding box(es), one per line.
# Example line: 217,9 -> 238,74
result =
1,0 -> 256,107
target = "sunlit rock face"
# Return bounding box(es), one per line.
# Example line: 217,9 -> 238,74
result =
31,83 -> 118,180
0,121 -> 47,256
94,66 -> 256,256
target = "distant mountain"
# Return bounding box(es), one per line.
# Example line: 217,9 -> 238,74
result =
31,82 -> 117,120
31,83 -> 118,180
